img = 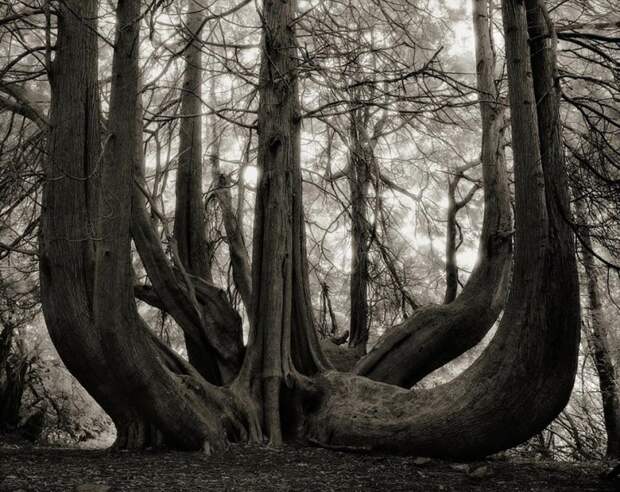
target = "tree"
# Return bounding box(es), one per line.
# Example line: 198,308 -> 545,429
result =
27,0 -> 582,458
41,0 -> 250,450
575,177 -> 620,458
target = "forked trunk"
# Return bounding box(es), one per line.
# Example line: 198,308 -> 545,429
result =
42,0 -> 252,451
39,0 -> 141,444
40,0 -> 581,460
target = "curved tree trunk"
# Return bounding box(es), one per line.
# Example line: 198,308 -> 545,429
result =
39,0 -> 581,461
133,171 -> 244,385
353,0 -> 512,387
39,0 -> 145,446
41,0 -> 252,451
304,0 -> 580,458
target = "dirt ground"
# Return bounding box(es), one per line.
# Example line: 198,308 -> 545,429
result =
0,442 -> 617,491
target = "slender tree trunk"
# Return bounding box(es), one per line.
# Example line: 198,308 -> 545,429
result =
444,169 -> 480,304
354,0 -> 512,387
0,322 -> 26,429
172,0 -> 218,378
347,117 -> 371,354
209,80 -> 252,314
443,178 -> 459,304
577,201 -> 620,457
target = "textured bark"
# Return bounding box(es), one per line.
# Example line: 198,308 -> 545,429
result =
38,0 -> 581,460
305,0 -> 580,457
45,0 -> 250,452
354,0 -> 512,387
577,201 -> 620,458
347,118 -> 372,354
234,0 -> 329,445
38,0 -> 141,445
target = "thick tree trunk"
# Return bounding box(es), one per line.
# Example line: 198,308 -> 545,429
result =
353,0 -> 512,387
577,201 -> 620,457
234,0 -> 329,445
347,118 -> 372,354
305,0 -> 580,458
41,0 -> 251,452
174,0 -> 209,280
39,0 -> 581,461
39,0 -> 144,446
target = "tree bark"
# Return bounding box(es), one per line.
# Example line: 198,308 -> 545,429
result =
41,0 -> 252,451
132,184 -> 244,385
38,0 -> 582,460
444,169 -> 480,304
347,116 -> 372,354
443,178 -> 459,304
39,0 -> 143,446
234,0 -> 329,445
353,0 -> 512,387
174,0 -> 209,281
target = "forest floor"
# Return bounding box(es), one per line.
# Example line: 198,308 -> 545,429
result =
0,438 -> 618,491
